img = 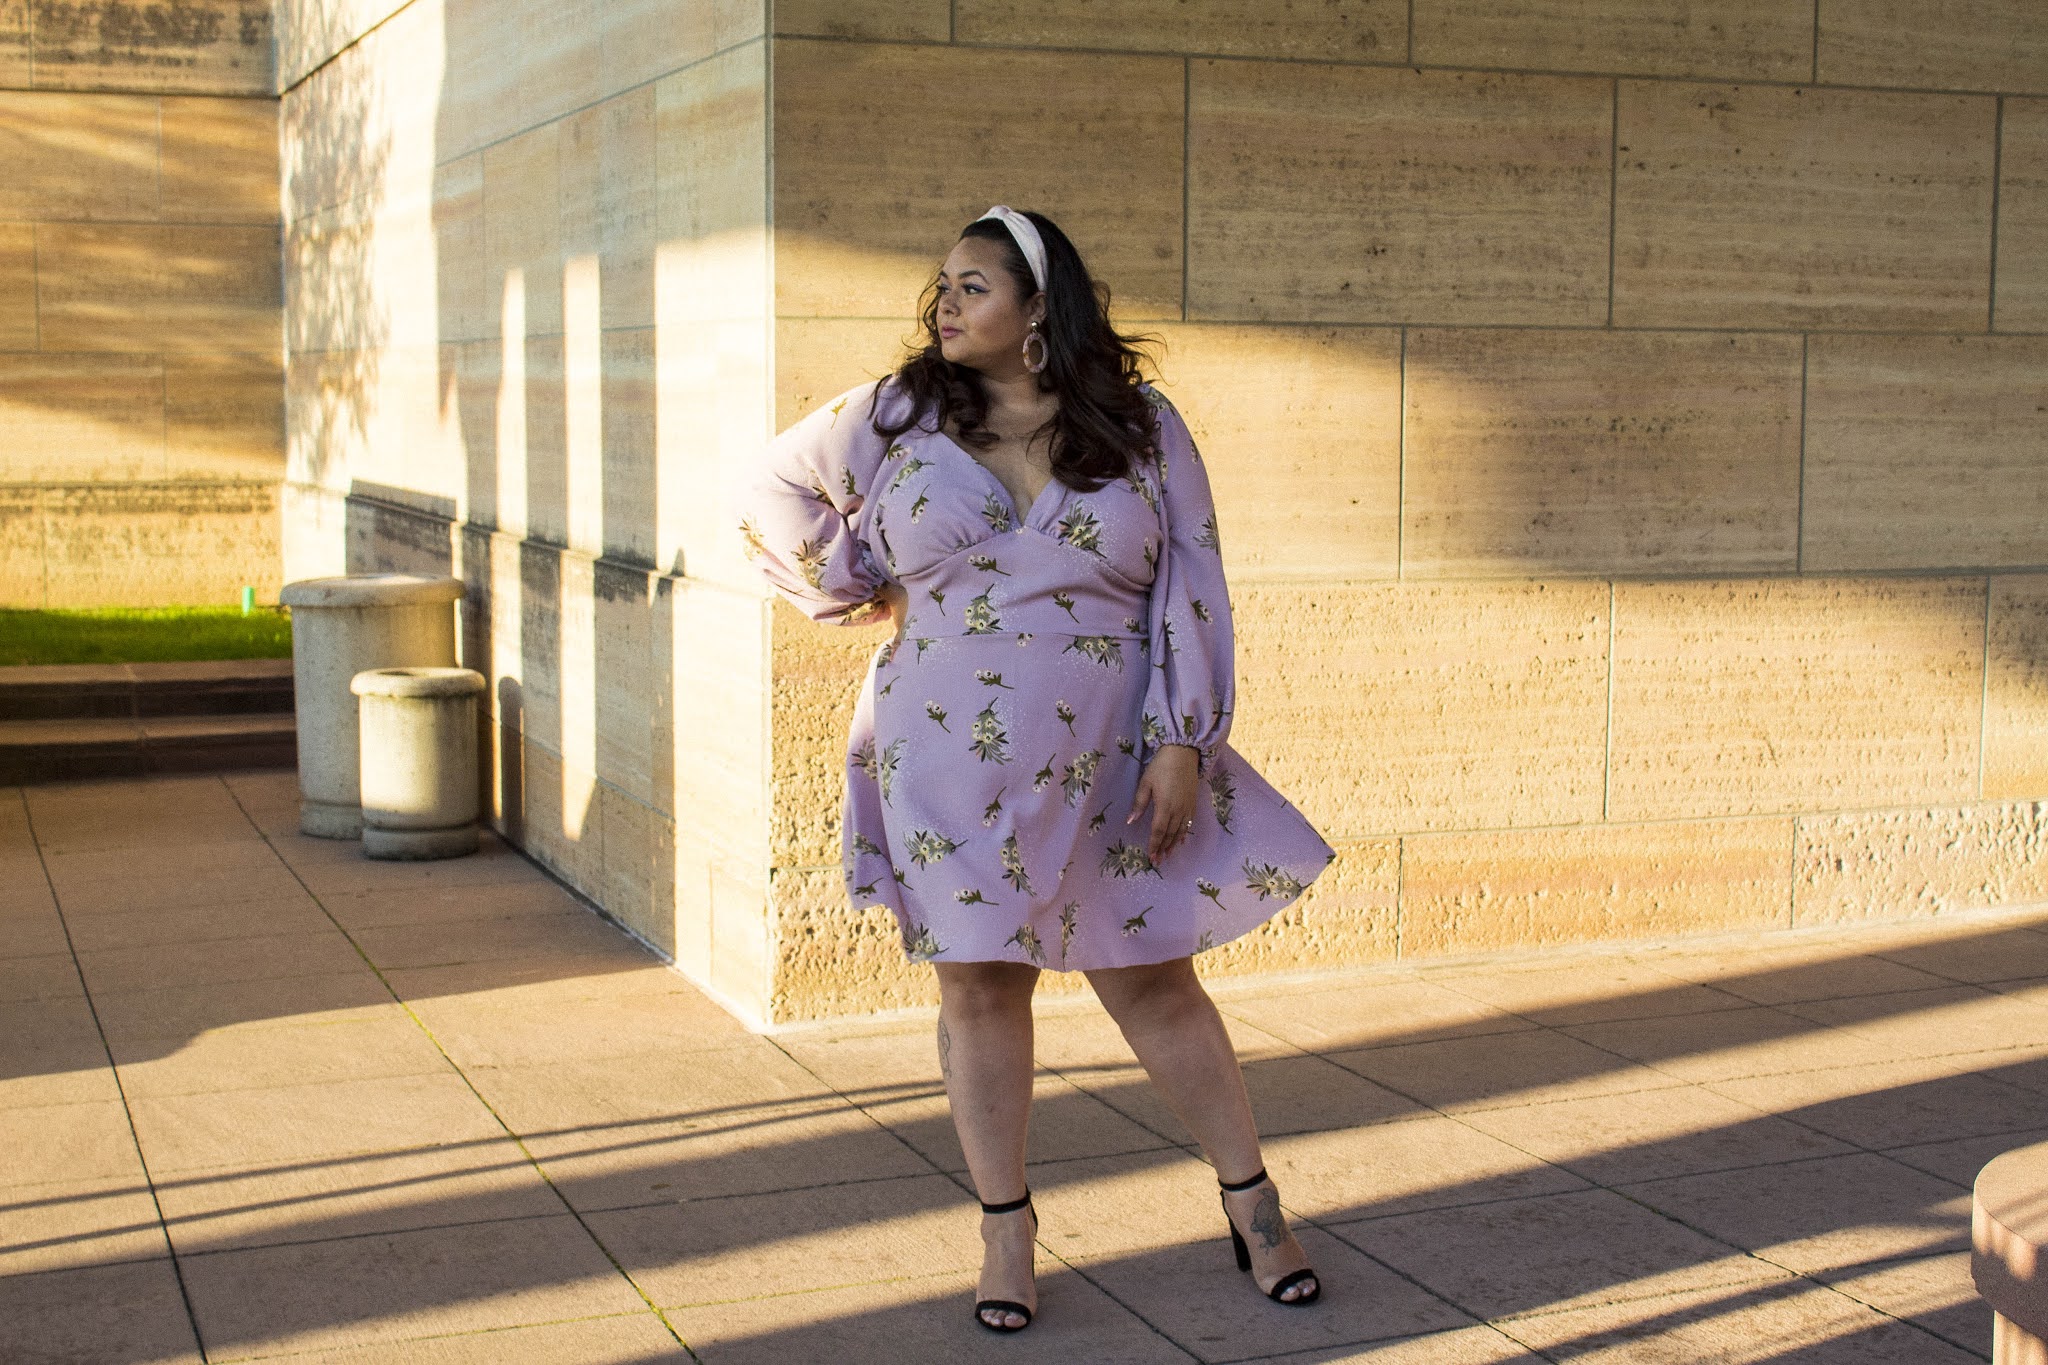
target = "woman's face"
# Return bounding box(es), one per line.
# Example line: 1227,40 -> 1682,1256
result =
934,234 -> 1044,378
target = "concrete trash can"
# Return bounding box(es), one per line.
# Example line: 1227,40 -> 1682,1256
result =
279,574 -> 463,838
351,667 -> 487,860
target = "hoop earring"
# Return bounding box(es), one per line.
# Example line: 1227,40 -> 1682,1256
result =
1022,322 -> 1048,375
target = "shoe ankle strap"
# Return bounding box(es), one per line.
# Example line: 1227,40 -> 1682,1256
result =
1217,1166 -> 1270,1193
980,1191 -> 1033,1214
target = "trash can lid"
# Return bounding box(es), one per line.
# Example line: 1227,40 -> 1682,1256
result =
280,574 -> 465,608
350,666 -> 488,699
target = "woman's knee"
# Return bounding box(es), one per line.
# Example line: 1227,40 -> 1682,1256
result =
1087,957 -> 1206,1028
937,961 -> 1038,1020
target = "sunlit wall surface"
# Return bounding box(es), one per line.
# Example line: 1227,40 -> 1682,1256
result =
0,1 -> 283,607
279,0 -> 2048,1027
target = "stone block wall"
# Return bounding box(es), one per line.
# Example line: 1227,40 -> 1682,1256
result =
284,0 -> 2048,1027
0,1 -> 283,607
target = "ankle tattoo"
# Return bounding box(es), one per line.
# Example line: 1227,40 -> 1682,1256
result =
1250,1187 -> 1285,1251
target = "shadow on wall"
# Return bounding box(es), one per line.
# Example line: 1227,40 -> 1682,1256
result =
283,38 -> 390,497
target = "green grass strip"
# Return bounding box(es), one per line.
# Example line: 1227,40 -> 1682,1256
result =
0,607 -> 293,667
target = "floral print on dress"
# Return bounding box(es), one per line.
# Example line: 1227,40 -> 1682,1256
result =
735,376 -> 1333,970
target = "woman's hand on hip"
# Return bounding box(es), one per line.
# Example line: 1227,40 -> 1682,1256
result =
876,582 -> 909,643
1130,744 -> 1200,866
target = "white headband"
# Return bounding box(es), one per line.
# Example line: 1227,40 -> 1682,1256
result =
975,205 -> 1048,294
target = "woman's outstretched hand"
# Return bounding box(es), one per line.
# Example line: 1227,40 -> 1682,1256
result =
1130,744 -> 1200,865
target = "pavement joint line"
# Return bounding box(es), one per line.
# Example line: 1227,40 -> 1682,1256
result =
16,782 -> 217,1362
166,1207 -> 596,1262
198,1307 -> 675,1364
219,781 -> 703,1362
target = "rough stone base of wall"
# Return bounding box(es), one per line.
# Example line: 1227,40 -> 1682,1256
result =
0,480 -> 281,608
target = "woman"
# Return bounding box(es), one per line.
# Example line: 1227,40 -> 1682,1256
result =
737,207 -> 1334,1332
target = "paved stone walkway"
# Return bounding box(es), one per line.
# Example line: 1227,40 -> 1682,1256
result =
5,771 -> 2045,1362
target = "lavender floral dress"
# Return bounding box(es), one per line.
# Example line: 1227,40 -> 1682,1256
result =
739,377 -> 1334,970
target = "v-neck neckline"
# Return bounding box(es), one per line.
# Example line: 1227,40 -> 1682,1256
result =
931,427 -> 1061,527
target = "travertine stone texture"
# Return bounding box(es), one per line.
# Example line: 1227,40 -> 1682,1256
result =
1996,98 -> 2048,331
1234,581 -> 1610,838
164,352 -> 286,480
0,223 -> 32,350
38,224 -> 282,353
1414,0 -> 1812,81
1614,82 -> 1997,328
769,599 -> 885,871
1403,819 -> 1794,956
1794,801 -> 2048,924
1151,323 -> 1402,582
1817,0 -> 2048,95
22,0 -> 274,95
160,96 -> 279,223
1190,63 -> 1611,325
773,40 -> 1184,321
0,1 -> 25,87
0,354 -> 166,481
1404,329 -> 1802,577
1198,837 -> 1401,975
32,481 -> 282,607
1609,578 -> 1987,821
274,0 -> 411,89
1804,335 -> 2048,572
775,0 -> 948,42
957,0 -> 1403,61
1986,577 -> 2048,801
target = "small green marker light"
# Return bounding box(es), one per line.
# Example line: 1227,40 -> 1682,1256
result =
240,586 -> 255,616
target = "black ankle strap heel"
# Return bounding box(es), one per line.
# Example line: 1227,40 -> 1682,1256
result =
975,1190 -> 1037,1332
1217,1168 -> 1321,1306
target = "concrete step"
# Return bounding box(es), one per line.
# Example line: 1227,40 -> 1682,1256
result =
0,713 -> 297,785
0,659 -> 293,721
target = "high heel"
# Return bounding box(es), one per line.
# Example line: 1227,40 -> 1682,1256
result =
1218,1167 -> 1320,1305
974,1191 -> 1037,1332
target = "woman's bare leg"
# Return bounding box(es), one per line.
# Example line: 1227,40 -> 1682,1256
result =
1084,956 -> 1317,1301
934,960 -> 1040,1327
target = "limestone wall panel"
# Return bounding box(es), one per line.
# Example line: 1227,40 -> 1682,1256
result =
30,0 -> 274,95
654,43 -> 767,325
599,328 -> 657,569
1609,578 -> 1986,821
956,0 -> 1402,61
1413,0 -> 1811,81
0,1 -> 27,88
0,90 -> 158,221
1232,580 -> 1610,838
1995,98 -> 2048,331
0,223 -> 37,350
0,486 -> 41,605
38,480 -> 281,606
773,40 -> 1184,321
775,0 -> 947,42
1150,323 -> 1402,582
1986,576 -> 2048,801
1403,328 -> 1801,578
601,0 -> 758,95
1191,62 -> 1611,326
482,126 -> 562,338
1613,81 -> 1996,328
1804,335 -> 2048,572
433,152 -> 486,344
667,582 -> 771,873
560,86 -> 656,334
1817,0 -> 2048,95
38,222 -> 281,352
769,598 -> 888,869
592,559 -> 655,806
0,352 -> 164,480
773,319 -> 916,431
275,0 -> 412,90
1403,819 -> 1795,957
163,352 -> 284,481
598,785 -> 669,957
160,95 -> 278,224
1794,801 -> 2048,925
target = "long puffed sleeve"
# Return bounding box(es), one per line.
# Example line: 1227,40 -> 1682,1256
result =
735,380 -> 896,625
1138,389 -> 1234,771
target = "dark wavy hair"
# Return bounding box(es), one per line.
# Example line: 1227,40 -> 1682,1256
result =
873,210 -> 1160,491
